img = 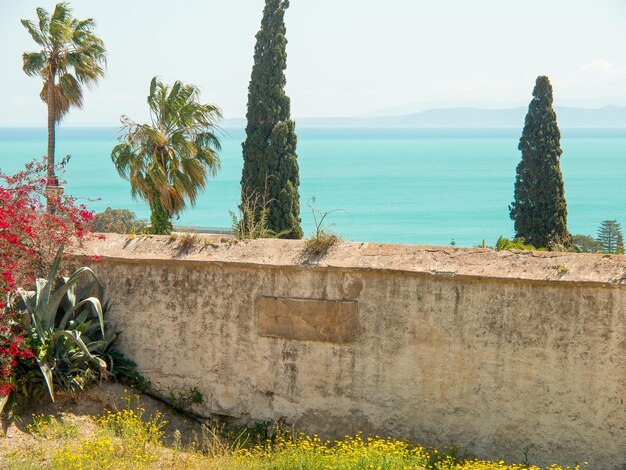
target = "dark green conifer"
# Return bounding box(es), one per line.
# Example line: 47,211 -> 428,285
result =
596,220 -> 624,253
241,0 -> 302,239
509,76 -> 571,248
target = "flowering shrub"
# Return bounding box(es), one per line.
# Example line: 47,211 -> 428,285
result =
0,159 -> 95,405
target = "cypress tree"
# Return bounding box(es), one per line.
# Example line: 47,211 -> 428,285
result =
509,76 -> 571,248
241,0 -> 302,239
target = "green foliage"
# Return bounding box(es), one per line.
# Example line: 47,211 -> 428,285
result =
112,77 -> 222,235
5,405 -> 593,469
241,0 -> 302,240
149,196 -> 173,235
91,207 -> 147,234
509,76 -> 571,249
596,220 -> 624,254
28,414 -> 79,440
166,386 -> 204,410
14,248 -> 108,401
572,234 -> 604,253
495,236 -> 539,252
50,406 -> 165,468
21,2 -> 106,181
102,349 -> 148,392
553,264 -> 570,274
13,248 -> 136,400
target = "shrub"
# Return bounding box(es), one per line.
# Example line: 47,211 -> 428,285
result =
91,207 -> 147,234
50,406 -> 165,469
176,232 -> 200,250
495,236 -> 541,252
0,160 -> 95,411
572,234 -> 604,253
13,248 -> 140,402
302,230 -> 340,256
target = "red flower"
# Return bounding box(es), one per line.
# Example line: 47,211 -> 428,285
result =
0,158 -> 94,401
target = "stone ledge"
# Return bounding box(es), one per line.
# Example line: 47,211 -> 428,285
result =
74,233 -> 626,287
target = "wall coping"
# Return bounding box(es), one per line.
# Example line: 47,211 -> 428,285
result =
75,233 -> 626,289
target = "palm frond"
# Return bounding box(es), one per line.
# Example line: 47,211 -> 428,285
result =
22,51 -> 47,76
112,77 -> 223,218
22,2 -> 106,118
40,81 -> 70,122
35,7 -> 50,36
58,73 -> 83,108
20,19 -> 46,46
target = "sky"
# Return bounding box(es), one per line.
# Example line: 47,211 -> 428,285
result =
1,0 -> 626,126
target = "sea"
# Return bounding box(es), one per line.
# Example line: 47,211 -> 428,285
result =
1,127 -> 625,247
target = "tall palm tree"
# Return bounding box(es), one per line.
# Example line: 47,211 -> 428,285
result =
111,77 -> 223,234
22,2 -> 106,192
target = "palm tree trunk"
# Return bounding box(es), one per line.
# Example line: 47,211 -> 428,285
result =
46,72 -> 57,212
150,194 -> 173,234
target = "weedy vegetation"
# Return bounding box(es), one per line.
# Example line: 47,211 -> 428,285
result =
302,197 -> 342,257
2,396 -> 591,470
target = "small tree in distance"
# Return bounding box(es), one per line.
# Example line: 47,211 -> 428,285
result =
597,220 -> 624,254
571,234 -> 604,253
91,207 -> 147,234
509,76 -> 571,249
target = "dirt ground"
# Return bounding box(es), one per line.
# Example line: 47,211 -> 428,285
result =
0,382 -> 205,457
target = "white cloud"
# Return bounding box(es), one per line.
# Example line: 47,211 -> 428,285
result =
557,59 -> 626,98
578,59 -> 626,82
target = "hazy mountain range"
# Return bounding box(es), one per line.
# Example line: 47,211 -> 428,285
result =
224,105 -> 626,128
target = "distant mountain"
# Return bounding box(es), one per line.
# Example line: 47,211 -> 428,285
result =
224,105 -> 626,128
358,96 -> 626,117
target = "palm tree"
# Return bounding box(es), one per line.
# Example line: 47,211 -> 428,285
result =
111,77 -> 223,234
22,2 -> 106,198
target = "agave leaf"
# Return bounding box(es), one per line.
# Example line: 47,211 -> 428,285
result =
76,279 -> 97,304
34,278 -> 47,304
16,288 -> 44,340
51,330 -> 106,369
85,340 -> 109,352
63,277 -> 76,310
0,395 -> 8,415
37,361 -> 55,402
75,310 -> 90,324
44,267 -> 102,332
38,246 -> 64,316
58,297 -> 103,336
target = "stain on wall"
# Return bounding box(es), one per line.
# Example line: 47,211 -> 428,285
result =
259,296 -> 358,343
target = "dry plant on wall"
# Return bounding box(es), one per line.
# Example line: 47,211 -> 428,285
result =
302,197 -> 343,257
230,176 -> 289,240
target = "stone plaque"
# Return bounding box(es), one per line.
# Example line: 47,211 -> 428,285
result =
258,296 -> 358,344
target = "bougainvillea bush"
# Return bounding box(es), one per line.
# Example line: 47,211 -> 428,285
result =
0,159 -> 95,407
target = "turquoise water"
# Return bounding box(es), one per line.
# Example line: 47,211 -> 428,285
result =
1,127 -> 625,246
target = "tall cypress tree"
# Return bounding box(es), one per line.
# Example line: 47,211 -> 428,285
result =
241,0 -> 302,239
509,76 -> 571,248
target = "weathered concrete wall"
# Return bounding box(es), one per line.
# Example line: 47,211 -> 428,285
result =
81,235 -> 626,468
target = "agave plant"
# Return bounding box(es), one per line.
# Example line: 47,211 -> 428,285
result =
15,247 -> 115,401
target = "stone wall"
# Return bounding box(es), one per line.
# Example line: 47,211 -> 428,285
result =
80,235 -> 626,469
